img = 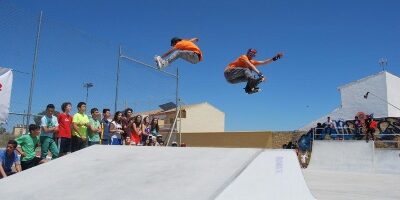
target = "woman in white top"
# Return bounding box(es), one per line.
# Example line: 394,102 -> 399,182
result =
110,111 -> 124,145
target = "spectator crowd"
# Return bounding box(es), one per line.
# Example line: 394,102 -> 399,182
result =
1,101 -> 167,179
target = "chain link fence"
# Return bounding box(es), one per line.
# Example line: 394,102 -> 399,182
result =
0,1 -> 180,144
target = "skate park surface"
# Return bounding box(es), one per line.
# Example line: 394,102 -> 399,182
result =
0,141 -> 399,200
304,140 -> 400,200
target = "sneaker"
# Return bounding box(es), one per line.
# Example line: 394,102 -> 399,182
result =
154,56 -> 166,70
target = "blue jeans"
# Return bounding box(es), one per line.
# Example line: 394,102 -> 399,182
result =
224,68 -> 254,84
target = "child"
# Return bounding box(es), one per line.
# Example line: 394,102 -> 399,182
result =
16,124 -> 46,171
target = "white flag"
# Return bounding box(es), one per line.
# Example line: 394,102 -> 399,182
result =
0,67 -> 13,123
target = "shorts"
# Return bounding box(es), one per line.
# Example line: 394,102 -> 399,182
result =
58,137 -> 71,154
21,157 -> 43,171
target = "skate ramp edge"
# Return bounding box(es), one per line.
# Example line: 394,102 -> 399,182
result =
308,140 -> 400,174
215,150 -> 316,200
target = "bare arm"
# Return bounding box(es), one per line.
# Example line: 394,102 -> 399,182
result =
15,163 -> 22,172
188,38 -> 199,43
0,164 -> 7,177
16,147 -> 26,157
259,52 -> 284,65
72,122 -> 80,134
42,125 -> 56,133
244,59 -> 262,75
88,121 -> 97,132
109,123 -> 123,135
133,123 -> 142,135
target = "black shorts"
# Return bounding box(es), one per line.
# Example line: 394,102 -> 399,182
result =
21,157 -> 43,171
58,137 -> 71,154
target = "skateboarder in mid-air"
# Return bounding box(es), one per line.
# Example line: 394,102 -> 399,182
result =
154,37 -> 203,70
224,49 -> 283,94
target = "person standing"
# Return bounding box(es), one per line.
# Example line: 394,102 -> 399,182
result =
40,104 -> 59,160
101,108 -> 112,145
71,102 -> 90,152
110,111 -> 124,145
57,102 -> 73,156
88,108 -> 102,146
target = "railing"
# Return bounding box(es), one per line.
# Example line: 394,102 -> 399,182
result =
309,127 -> 400,149
311,127 -> 400,141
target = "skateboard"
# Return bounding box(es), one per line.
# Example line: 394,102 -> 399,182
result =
244,77 -> 264,94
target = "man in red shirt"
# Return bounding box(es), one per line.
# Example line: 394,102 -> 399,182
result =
57,102 -> 73,156
224,49 -> 283,94
154,37 -> 203,70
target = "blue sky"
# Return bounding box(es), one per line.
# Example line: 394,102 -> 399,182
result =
1,0 -> 399,131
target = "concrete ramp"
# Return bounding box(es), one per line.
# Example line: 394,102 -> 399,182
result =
0,146 -> 315,200
216,150 -> 316,200
308,140 -> 400,174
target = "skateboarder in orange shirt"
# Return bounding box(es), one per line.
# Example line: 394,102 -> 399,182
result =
224,49 -> 283,94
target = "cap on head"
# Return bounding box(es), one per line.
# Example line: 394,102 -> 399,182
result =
171,37 -> 182,46
247,48 -> 257,56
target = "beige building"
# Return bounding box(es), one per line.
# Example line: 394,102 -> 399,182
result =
138,102 -> 225,133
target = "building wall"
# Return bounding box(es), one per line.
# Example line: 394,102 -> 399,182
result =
386,73 -> 400,117
177,131 -> 301,149
339,71 -> 388,118
300,72 -> 397,131
180,103 -> 225,132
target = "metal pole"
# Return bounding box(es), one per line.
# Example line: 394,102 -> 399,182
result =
114,45 -> 122,113
177,68 -> 182,145
26,11 -> 43,127
120,55 -> 177,78
86,86 -> 89,103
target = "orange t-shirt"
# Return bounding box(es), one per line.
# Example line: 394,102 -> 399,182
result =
226,55 -> 262,70
174,40 -> 203,61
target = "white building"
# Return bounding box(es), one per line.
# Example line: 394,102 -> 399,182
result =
138,102 -> 225,132
300,71 -> 400,131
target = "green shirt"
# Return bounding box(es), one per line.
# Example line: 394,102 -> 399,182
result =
72,113 -> 90,139
15,134 -> 39,162
88,117 -> 101,142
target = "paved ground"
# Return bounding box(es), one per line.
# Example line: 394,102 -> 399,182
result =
305,140 -> 400,200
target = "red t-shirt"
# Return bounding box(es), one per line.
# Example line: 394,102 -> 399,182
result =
57,113 -> 72,138
369,120 -> 378,129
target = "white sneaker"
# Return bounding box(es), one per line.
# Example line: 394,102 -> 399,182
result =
154,56 -> 165,70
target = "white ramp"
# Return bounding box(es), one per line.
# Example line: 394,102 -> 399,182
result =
216,150 -> 316,200
308,140 -> 400,174
0,146 -> 315,200
375,149 -> 400,174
